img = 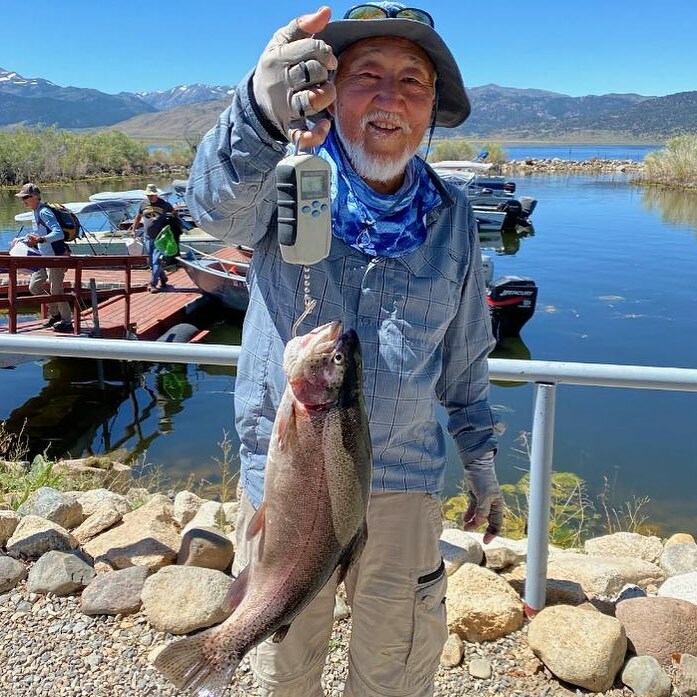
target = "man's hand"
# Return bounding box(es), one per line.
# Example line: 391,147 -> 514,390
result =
252,6 -> 337,148
462,450 -> 504,544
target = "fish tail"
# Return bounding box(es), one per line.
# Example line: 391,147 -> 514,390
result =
151,632 -> 239,697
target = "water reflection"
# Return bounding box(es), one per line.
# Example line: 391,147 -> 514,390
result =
2,356 -> 198,463
479,224 -> 535,256
4,358 -> 146,459
489,335 -> 532,388
640,185 -> 697,233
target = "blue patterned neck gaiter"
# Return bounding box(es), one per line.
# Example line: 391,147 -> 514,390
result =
318,130 -> 442,258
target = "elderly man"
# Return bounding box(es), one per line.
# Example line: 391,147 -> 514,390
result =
185,3 -> 504,695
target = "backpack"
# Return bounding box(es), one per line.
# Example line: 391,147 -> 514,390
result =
38,202 -> 82,242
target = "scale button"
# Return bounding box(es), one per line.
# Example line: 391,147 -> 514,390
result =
301,205 -> 311,214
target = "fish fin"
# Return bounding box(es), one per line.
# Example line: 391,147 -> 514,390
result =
272,624 -> 291,643
151,632 -> 238,697
224,565 -> 250,614
336,522 -> 368,585
246,501 -> 266,540
276,399 -> 297,451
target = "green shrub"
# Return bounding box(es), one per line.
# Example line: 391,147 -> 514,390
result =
643,134 -> 697,188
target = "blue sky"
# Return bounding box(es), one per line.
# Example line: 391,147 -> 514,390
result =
2,1 -> 695,98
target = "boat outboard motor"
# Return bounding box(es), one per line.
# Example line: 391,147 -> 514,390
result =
487,276 -> 538,341
497,199 -> 524,228
519,196 -> 537,218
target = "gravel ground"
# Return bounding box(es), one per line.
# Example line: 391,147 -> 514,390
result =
0,581 -> 635,697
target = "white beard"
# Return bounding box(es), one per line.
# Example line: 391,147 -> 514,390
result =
334,111 -> 417,184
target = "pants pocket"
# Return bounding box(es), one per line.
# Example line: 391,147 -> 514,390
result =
406,558 -> 448,678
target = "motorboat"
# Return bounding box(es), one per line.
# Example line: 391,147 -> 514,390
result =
14,199 -> 222,256
431,162 -> 537,230
177,246 -> 252,313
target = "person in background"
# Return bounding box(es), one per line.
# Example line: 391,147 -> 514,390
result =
187,3 -> 505,696
130,183 -> 176,292
14,182 -> 73,332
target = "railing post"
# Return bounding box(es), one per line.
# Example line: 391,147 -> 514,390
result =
524,381 -> 557,616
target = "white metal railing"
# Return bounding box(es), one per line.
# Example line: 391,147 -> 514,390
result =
1,333 -> 696,613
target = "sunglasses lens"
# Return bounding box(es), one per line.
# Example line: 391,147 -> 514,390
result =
397,8 -> 434,26
344,5 -> 434,26
345,5 -> 388,19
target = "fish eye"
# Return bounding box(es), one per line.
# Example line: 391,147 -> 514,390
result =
333,352 -> 345,365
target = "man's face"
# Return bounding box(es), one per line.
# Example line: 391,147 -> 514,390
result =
331,37 -> 436,190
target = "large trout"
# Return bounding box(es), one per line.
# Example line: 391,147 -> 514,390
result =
152,321 -> 372,696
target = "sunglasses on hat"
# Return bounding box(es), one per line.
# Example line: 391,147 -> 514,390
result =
343,4 -> 434,27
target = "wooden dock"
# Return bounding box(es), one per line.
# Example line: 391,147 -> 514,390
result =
1,254 -> 210,341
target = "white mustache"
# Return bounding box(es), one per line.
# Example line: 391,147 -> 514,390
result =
360,111 -> 411,134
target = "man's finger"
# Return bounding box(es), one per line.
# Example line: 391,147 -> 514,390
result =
269,6 -> 331,48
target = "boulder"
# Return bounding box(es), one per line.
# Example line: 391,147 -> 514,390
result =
445,563 -> 523,641
527,604 -> 627,692
81,494 -> 180,571
615,596 -> 697,665
141,565 -> 234,634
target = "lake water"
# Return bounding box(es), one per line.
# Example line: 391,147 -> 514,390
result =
1,168 -> 696,536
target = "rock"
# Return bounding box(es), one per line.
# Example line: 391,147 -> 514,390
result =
0,510 -> 20,546
483,545 -> 522,571
440,633 -> 464,668
527,604 -> 627,692
468,657 -> 493,679
439,528 -> 483,574
503,566 -> 588,606
16,487 -> 83,530
141,565 -> 234,634
615,596 -> 697,665
0,555 -> 27,592
177,526 -> 234,572
621,655 -> 672,697
542,552 -> 665,598
445,563 -> 524,641
675,653 -> 697,696
659,541 -> 697,577
584,532 -> 663,564
72,488 -> 132,517
81,494 -> 180,571
26,550 -> 95,595
80,566 -> 151,616
657,571 -> 697,604
6,515 -> 78,559
172,490 -> 204,527
665,533 -> 695,547
71,504 -> 123,544
181,500 -> 224,535
333,594 -> 350,622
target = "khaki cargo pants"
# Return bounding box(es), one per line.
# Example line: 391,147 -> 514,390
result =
233,491 -> 447,697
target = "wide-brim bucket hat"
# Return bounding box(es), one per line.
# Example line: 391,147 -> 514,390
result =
316,9 -> 470,127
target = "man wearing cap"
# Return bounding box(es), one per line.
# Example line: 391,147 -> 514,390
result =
130,184 -> 176,292
14,183 -> 73,332
185,4 -> 504,695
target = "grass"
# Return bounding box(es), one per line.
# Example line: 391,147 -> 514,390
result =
442,431 -> 657,548
641,134 -> 697,188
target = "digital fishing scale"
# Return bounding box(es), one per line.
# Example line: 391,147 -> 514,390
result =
276,151 -> 332,266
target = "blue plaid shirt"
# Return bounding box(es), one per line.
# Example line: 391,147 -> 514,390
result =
187,74 -> 498,508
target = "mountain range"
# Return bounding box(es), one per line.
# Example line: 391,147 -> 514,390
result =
2,67 -> 695,142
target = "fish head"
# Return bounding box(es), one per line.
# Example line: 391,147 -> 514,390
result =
284,321 -> 362,408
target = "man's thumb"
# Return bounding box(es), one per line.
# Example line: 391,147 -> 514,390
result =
298,6 -> 332,35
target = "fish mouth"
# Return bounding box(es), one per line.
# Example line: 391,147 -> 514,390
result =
300,321 -> 343,354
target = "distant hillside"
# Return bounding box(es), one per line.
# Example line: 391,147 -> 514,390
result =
0,68 -> 154,128
2,65 -> 694,142
137,84 -> 234,111
110,98 -> 230,143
